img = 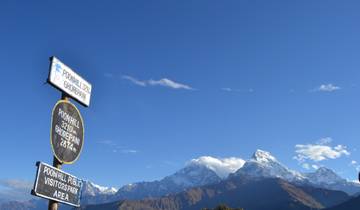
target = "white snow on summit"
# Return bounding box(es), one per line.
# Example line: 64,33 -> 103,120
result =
188,156 -> 245,178
233,149 -> 360,195
304,167 -> 344,185
91,183 -> 118,194
252,149 -> 277,163
235,149 -> 305,182
83,181 -> 118,196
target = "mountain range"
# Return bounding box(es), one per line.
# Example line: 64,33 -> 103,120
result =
78,150 -> 359,210
110,149 -> 360,201
232,150 -> 360,195
81,176 -> 351,210
1,149 -> 359,210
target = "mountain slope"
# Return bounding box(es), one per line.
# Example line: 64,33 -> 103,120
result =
81,181 -> 118,204
1,150 -> 357,210
115,164 -> 222,200
233,150 -> 304,182
0,181 -> 118,210
303,168 -> 360,195
232,150 -> 360,195
82,176 -> 350,210
325,195 -> 360,210
0,156 -> 241,210
0,199 -> 46,210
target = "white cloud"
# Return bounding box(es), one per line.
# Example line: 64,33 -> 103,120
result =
0,180 -> 32,191
119,149 -> 138,154
122,75 -> 147,87
312,164 -> 319,170
294,138 -> 350,172
302,163 -> 310,170
97,140 -> 116,146
314,84 -> 341,92
112,148 -> 138,154
122,75 -> 194,90
316,137 -> 333,145
221,88 -> 254,93
188,156 -> 245,178
148,78 -> 193,90
294,143 -> 350,162
98,140 -> 138,155
221,88 -> 233,92
301,163 -> 319,170
350,179 -> 360,184
0,179 -> 33,202
350,160 -> 360,171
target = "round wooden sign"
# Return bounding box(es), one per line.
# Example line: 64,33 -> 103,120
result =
50,100 -> 84,164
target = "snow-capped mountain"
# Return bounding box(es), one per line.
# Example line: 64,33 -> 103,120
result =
188,156 -> 245,179
305,167 -> 344,185
233,149 -> 305,182
2,150 -> 359,210
164,163 -> 222,187
82,181 -> 117,196
304,167 -> 360,195
80,181 -> 118,205
232,150 -> 360,195
109,150 -> 360,202
114,156 -> 246,200
115,162 -> 223,200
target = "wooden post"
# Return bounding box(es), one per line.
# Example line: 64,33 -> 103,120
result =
48,156 -> 62,210
48,93 -> 69,210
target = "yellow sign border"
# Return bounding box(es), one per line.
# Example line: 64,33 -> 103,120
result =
50,100 -> 85,164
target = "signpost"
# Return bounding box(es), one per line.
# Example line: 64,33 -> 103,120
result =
51,100 -> 84,164
32,162 -> 83,207
48,56 -> 92,107
32,57 -> 92,210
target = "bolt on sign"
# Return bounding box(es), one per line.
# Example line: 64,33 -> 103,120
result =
48,56 -> 92,107
32,162 -> 83,207
51,100 -> 84,164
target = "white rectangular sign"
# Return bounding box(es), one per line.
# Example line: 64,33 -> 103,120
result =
48,57 -> 92,107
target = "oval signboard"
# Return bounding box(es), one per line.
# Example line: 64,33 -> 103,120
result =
51,100 -> 84,164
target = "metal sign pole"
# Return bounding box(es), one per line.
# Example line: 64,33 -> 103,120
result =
48,93 -> 68,210
48,157 -> 62,210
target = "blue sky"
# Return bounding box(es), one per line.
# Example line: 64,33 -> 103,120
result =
1,0 -> 360,194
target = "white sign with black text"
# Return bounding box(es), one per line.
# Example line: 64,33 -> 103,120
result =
48,57 -> 92,107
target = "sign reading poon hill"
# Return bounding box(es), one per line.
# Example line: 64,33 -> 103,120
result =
32,162 -> 83,207
48,57 -> 92,107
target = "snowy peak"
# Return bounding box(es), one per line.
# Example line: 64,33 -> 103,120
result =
305,167 -> 344,185
315,167 -> 339,176
188,156 -> 245,178
82,181 -> 117,197
166,164 -> 221,187
232,150 -> 360,195
114,163 -> 224,201
234,150 -> 304,182
252,149 -> 277,163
